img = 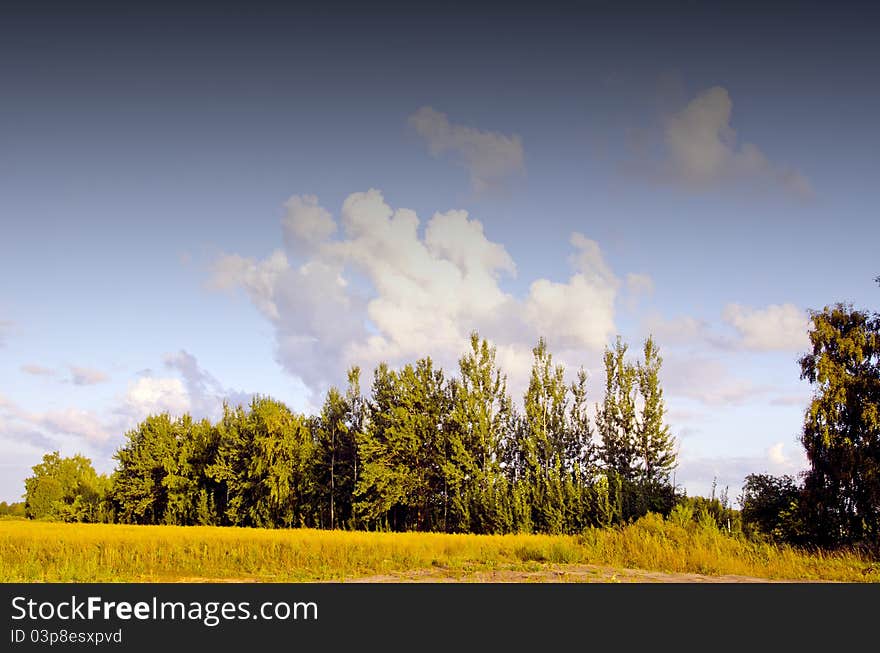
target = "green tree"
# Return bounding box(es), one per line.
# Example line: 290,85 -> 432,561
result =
517,338 -> 599,533
522,338 -> 570,476
24,452 -> 109,522
636,336 -> 677,484
739,473 -> 803,543
0,501 -> 26,517
798,301 -> 880,545
313,367 -> 362,529
569,366 -> 597,478
111,414 -> 180,524
210,396 -> 316,528
597,337 -> 638,481
162,416 -> 223,526
355,358 -> 450,531
445,333 -> 513,533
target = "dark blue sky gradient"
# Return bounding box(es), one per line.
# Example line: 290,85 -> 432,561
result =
1,1 -> 878,500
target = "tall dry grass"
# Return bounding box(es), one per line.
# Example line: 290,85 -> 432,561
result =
0,514 -> 875,582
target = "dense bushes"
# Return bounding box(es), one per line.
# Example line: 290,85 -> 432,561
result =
739,474 -> 804,543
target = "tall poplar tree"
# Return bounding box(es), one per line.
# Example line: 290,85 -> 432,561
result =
523,338 -> 570,474
597,337 -> 638,481
521,338 -> 575,532
636,336 -> 676,484
446,332 -> 513,533
569,367 -> 596,478
313,367 -> 362,529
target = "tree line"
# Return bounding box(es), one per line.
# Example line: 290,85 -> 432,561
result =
22,277 -> 879,549
23,333 -> 680,534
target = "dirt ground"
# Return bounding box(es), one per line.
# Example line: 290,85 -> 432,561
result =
343,564 -> 815,583
169,563 -> 828,583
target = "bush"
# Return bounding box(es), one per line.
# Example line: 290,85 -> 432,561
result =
739,474 -> 804,544
668,503 -> 693,528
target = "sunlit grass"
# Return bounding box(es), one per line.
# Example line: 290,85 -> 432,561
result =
0,515 -> 875,582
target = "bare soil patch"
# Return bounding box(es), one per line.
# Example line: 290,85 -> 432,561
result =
344,563 -> 820,583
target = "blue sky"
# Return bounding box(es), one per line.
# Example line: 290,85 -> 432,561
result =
1,2 -> 878,502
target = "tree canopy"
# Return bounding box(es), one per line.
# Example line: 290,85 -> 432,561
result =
24,332 -> 680,535
798,301 -> 880,545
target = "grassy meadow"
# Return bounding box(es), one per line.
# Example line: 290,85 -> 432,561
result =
1,515 -> 876,583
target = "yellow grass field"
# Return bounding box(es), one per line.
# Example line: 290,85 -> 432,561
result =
1,515 -> 876,583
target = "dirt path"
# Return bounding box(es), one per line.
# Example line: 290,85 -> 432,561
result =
344,563 -> 815,583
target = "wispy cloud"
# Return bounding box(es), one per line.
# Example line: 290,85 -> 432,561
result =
626,85 -> 813,200
770,393 -> 812,407
642,313 -> 710,347
0,320 -> 14,348
663,86 -> 813,198
20,364 -> 56,377
69,366 -> 110,386
39,409 -> 112,443
409,107 -> 525,193
0,394 -> 109,450
663,355 -> 771,407
2,352 -> 253,459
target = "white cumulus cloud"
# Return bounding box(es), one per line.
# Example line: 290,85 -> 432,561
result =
722,303 -> 810,352
210,190 -> 624,396
523,233 -> 618,351
123,377 -> 191,418
282,194 -> 337,253
209,250 -> 289,320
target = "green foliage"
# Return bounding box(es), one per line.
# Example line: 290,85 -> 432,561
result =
354,358 -> 451,531
312,367 -> 363,529
445,333 -> 514,533
24,452 -> 109,522
26,331 -> 688,538
597,338 -> 638,481
111,413 -> 224,526
798,300 -> 880,546
111,414 -> 179,524
518,338 -> 597,533
740,474 -> 803,543
0,502 -> 26,518
597,336 -> 677,493
636,337 -> 676,484
675,481 -> 740,534
209,397 -> 317,528
668,503 -> 694,528
20,292 -> 880,553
